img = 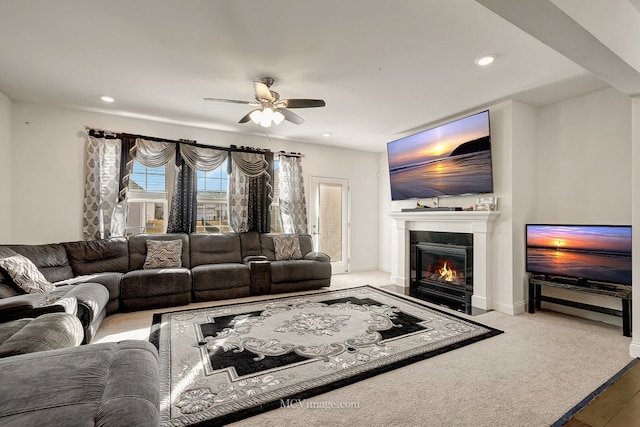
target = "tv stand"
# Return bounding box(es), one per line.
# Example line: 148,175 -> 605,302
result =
528,276 -> 632,337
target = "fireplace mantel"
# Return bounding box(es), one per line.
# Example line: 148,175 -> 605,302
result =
390,210 -> 500,310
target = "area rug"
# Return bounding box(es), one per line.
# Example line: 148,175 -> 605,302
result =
150,285 -> 503,426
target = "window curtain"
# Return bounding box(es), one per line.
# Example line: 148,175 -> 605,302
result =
135,138 -> 176,167
166,144 -> 228,233
179,144 -> 227,172
229,152 -> 271,232
110,135 -> 137,237
111,137 -> 177,235
82,135 -> 122,240
167,145 -> 197,233
278,155 -> 308,234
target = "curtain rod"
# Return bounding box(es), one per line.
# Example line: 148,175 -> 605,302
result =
84,126 -> 274,155
278,150 -> 304,158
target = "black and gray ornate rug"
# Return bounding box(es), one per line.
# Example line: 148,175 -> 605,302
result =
150,285 -> 502,426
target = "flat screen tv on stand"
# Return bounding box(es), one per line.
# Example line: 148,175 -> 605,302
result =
525,224 -> 632,286
387,110 -> 494,202
525,224 -> 633,336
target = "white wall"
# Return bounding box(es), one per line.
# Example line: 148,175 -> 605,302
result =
8,102 -> 380,271
0,91 -> 10,242
536,88 -> 631,223
631,96 -> 640,357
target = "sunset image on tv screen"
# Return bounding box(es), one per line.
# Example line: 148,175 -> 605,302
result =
387,110 -> 493,200
526,225 -> 632,285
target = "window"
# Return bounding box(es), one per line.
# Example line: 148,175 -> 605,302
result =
126,162 -> 168,235
196,159 -> 230,233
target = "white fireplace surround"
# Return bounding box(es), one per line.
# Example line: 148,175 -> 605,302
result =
390,210 -> 500,311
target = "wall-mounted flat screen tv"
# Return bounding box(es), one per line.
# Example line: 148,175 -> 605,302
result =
387,110 -> 493,201
526,224 -> 632,285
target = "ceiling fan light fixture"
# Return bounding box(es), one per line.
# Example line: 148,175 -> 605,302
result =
262,107 -> 274,121
260,107 -> 275,127
273,110 -> 285,125
249,109 -> 262,124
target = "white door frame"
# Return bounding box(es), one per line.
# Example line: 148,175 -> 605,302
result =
309,176 -> 350,274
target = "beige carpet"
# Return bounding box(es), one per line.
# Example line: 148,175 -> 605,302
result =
94,271 -> 633,427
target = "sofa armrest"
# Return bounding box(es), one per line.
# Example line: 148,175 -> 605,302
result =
0,294 -> 77,323
304,252 -> 331,263
243,255 -> 268,263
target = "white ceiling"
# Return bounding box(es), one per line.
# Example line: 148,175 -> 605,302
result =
0,0 -> 625,152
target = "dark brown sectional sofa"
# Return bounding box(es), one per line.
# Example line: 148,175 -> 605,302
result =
0,232 -> 331,343
0,231 -> 330,427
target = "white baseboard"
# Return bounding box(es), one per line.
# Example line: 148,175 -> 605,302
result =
629,341 -> 640,358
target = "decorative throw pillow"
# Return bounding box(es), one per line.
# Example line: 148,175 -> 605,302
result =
273,234 -> 302,261
0,254 -> 55,294
143,239 -> 183,269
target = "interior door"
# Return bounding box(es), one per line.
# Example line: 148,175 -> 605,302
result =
310,176 -> 349,274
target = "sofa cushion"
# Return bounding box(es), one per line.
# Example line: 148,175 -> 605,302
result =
273,234 -> 302,261
259,234 -> 314,261
0,254 -> 55,294
144,239 -> 183,269
270,260 -> 332,283
129,234 -> 190,270
121,268 -> 191,299
56,272 -> 122,301
190,233 -> 243,266
62,238 -> 129,276
0,313 -> 83,357
0,282 -> 20,299
0,341 -> 159,427
240,231 -> 262,259
259,234 -> 278,261
297,234 -> 314,256
5,244 -> 73,283
192,264 -> 250,291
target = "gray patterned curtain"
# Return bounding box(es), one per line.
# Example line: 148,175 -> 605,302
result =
279,155 -> 308,234
82,135 -> 122,240
229,152 -> 271,232
167,146 -> 197,233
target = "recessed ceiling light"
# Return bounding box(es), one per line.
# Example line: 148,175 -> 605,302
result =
474,55 -> 495,66
322,133 -> 332,137
101,96 -> 115,103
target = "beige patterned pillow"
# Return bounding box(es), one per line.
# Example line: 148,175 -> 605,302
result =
0,254 -> 55,294
143,240 -> 183,269
273,234 -> 302,261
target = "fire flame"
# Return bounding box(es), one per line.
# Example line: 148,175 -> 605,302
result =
438,262 -> 457,282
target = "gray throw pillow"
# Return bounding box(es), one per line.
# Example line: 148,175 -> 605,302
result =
0,254 -> 55,294
273,234 -> 302,261
143,239 -> 183,269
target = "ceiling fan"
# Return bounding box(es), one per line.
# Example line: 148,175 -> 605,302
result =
204,77 -> 325,127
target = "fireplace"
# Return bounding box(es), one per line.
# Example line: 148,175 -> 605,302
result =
412,240 -> 473,314
390,210 -> 499,311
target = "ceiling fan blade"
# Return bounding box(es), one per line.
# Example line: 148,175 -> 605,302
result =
253,81 -> 274,102
279,108 -> 304,125
280,99 -> 326,109
203,97 -> 258,105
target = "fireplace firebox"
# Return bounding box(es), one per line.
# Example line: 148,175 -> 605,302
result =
412,242 -> 473,314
